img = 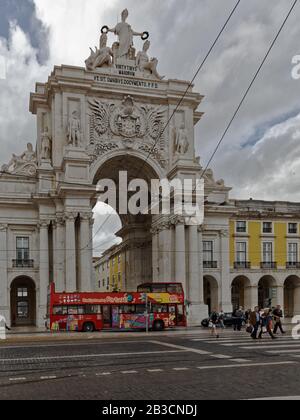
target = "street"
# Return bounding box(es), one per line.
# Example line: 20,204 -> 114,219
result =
1,330 -> 300,400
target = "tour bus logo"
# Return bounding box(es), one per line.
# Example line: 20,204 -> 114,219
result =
0,315 -> 6,340
97,172 -> 205,226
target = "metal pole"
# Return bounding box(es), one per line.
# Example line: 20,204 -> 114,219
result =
146,294 -> 149,334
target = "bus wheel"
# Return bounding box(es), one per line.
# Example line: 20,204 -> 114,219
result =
153,320 -> 165,331
82,322 -> 95,333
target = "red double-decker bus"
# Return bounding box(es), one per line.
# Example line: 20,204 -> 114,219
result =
47,282 -> 186,333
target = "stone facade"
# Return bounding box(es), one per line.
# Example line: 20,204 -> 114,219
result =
1,11 -> 299,328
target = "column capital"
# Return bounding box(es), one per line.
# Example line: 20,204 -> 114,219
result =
171,216 -> 186,226
0,224 -> 8,232
64,212 -> 77,222
197,225 -> 205,233
220,229 -> 229,238
38,220 -> 50,229
81,211 -> 94,221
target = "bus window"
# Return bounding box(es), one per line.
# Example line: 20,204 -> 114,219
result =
152,284 -> 167,293
137,285 -> 151,293
119,305 -> 136,314
167,284 -> 183,294
53,306 -> 63,315
85,305 -> 101,314
135,305 -> 146,314
152,304 -> 168,313
68,306 -> 78,315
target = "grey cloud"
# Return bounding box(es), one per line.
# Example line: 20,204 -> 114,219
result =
0,0 -> 49,63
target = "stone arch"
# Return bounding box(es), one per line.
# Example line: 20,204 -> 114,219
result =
10,276 -> 36,327
90,149 -> 165,185
204,275 -> 219,314
91,153 -> 163,291
258,275 -> 278,309
231,276 -> 251,310
284,275 -> 300,318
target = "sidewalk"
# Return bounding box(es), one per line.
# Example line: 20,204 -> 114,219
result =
0,322 -> 293,344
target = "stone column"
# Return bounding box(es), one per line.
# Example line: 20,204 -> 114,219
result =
79,212 -> 92,291
65,213 -> 77,292
275,285 -> 284,309
39,221 -> 49,325
89,217 -> 95,292
198,226 -> 204,305
245,286 -> 258,310
175,218 -> 186,291
293,286 -> 300,316
151,228 -> 159,281
158,222 -> 172,282
0,224 -> 9,324
54,216 -> 65,292
220,229 -> 232,312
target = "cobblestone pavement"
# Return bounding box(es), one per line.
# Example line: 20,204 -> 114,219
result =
0,330 -> 299,400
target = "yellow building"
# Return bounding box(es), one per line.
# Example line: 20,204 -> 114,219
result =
229,200 -> 300,316
95,245 -> 125,292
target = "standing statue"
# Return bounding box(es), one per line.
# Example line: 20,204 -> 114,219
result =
107,9 -> 144,59
136,40 -> 164,80
67,111 -> 82,147
174,124 -> 189,155
41,127 -> 52,160
85,33 -> 113,70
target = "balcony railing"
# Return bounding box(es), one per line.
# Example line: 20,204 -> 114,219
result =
286,262 -> 300,269
260,262 -> 277,270
234,261 -> 251,269
203,261 -> 218,269
12,259 -> 34,268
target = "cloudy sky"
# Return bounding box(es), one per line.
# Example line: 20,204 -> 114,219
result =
0,0 -> 299,254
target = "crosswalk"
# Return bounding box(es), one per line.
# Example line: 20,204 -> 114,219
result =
186,333 -> 300,358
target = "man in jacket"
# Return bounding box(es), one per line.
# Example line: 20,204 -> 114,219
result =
249,306 -> 260,339
273,305 -> 285,335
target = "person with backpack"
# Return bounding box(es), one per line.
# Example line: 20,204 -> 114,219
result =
258,308 -> 276,340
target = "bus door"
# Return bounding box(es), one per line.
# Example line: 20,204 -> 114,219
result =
102,305 -> 112,328
176,304 -> 185,326
169,304 -> 185,326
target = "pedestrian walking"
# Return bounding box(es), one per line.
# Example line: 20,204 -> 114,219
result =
233,307 -> 244,331
249,306 -> 260,340
258,308 -> 276,340
219,309 -> 225,329
273,305 -> 286,335
209,310 -> 220,339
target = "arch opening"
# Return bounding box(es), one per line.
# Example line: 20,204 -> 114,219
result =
231,276 -> 251,311
92,155 -> 161,291
284,276 -> 300,318
258,276 -> 277,309
10,277 -> 36,327
204,276 -> 219,314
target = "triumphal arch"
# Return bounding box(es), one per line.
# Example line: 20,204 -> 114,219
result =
0,10 -> 234,326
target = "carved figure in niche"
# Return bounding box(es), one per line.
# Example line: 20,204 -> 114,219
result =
107,9 -> 144,59
67,111 -> 82,147
85,33 -> 113,71
174,124 -> 189,155
41,127 -> 52,160
136,40 -> 164,80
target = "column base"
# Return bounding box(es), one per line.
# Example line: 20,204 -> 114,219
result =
187,303 -> 209,326
37,305 -> 47,328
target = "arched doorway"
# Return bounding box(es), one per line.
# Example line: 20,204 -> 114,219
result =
284,276 -> 300,318
204,276 -> 219,314
258,276 -> 276,309
10,277 -> 36,327
231,276 -> 251,310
